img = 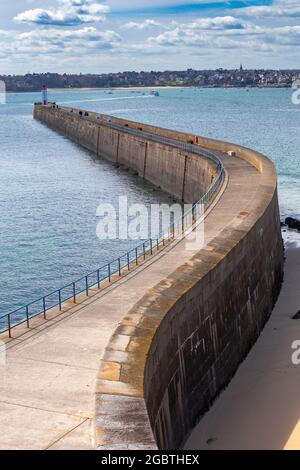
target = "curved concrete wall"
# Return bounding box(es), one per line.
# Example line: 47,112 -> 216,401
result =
144,193 -> 282,449
95,154 -> 282,451
34,104 -> 283,450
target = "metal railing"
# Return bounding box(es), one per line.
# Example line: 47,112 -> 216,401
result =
0,117 -> 224,337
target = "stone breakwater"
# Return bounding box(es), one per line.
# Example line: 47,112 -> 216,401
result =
34,103 -> 221,204
34,104 -> 284,450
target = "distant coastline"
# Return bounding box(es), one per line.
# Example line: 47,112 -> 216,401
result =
6,85 -> 292,94
48,85 -> 292,92
2,68 -> 298,93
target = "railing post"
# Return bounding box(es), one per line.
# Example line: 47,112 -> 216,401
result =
108,264 -> 111,282
85,276 -> 89,296
157,238 -> 159,251
73,282 -> 76,303
97,269 -> 100,288
118,258 -> 121,276
135,248 -> 138,265
127,252 -> 130,270
58,290 -> 62,311
150,239 -> 153,255
7,314 -> 11,338
26,305 -> 29,328
143,243 -> 146,260
43,297 -> 46,319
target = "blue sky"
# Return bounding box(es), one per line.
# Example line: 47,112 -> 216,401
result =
0,0 -> 299,74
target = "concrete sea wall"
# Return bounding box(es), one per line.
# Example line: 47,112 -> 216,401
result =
34,104 -> 283,450
144,192 -> 282,449
34,104 -> 217,203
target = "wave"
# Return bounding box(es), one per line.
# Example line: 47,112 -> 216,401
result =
59,95 -> 154,105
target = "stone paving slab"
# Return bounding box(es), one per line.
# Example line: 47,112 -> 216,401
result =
0,402 -> 86,450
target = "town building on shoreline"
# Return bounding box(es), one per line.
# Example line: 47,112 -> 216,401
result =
1,68 -> 300,92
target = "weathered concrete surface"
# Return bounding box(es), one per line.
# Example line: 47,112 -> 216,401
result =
97,126 -> 119,163
94,151 -> 283,450
0,106 -> 283,450
184,242 -> 300,450
0,150 -> 251,450
34,105 -> 217,203
0,179 -> 224,450
143,191 -> 282,450
118,136 -> 147,177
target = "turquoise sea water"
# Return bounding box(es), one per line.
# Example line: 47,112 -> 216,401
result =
0,87 -> 299,316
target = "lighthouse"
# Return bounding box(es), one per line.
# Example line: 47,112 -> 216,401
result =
41,84 -> 48,105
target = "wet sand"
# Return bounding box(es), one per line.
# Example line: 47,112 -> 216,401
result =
185,231 -> 300,450
48,86 -> 190,92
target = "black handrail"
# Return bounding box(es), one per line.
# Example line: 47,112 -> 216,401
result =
0,114 -> 224,337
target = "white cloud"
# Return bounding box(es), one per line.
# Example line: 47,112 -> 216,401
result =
137,12 -> 300,61
147,16 -> 263,48
240,0 -> 300,18
121,19 -> 163,30
14,0 -> 110,26
266,25 -> 300,46
0,26 -> 121,58
185,16 -> 247,30
12,12 -> 287,60
1,3 -> 300,71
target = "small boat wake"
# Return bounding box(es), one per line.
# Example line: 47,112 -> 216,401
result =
59,95 -> 154,105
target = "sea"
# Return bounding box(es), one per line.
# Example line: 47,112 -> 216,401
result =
0,87 -> 299,317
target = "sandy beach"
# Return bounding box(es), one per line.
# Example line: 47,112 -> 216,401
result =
47,86 -> 291,93
185,229 -> 300,450
47,86 -> 190,92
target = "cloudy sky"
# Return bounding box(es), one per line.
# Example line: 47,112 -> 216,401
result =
0,0 -> 299,74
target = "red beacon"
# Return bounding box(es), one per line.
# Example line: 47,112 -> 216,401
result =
41,84 -> 48,105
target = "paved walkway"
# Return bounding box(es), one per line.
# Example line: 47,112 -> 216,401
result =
185,240 -> 300,450
0,154 -> 260,449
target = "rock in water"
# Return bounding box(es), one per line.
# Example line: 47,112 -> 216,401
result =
285,217 -> 300,231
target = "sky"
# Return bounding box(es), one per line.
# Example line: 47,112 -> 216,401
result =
0,0 -> 300,74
